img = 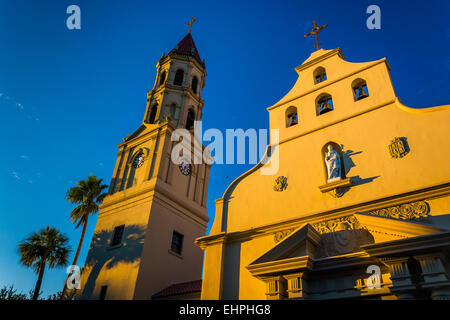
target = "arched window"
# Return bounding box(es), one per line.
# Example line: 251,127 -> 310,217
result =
174,69 -> 184,86
127,152 -> 144,188
185,109 -> 195,130
148,104 -> 158,124
191,76 -> 198,94
285,106 -> 298,127
159,71 -> 166,86
169,103 -> 180,125
313,67 -> 327,84
316,94 -> 334,116
351,78 -> 369,101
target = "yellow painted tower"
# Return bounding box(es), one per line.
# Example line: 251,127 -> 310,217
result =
77,33 -> 211,300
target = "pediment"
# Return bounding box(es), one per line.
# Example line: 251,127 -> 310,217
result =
246,214 -> 445,278
246,224 -> 320,277
354,212 -> 444,241
123,124 -> 147,142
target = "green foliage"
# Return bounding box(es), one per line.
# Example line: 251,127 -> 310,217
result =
66,175 -> 108,229
18,226 -> 71,299
0,285 -> 28,300
18,226 -> 71,272
47,289 -> 76,300
0,285 -> 39,300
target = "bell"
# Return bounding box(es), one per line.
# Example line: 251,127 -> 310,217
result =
289,113 -> 298,126
356,85 -> 368,100
319,100 -> 333,114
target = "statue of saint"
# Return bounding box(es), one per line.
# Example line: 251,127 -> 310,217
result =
325,145 -> 341,182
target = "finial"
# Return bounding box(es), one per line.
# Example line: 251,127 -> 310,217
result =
187,17 -> 197,33
304,20 -> 328,51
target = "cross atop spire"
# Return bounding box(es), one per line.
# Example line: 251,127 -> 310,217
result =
304,20 -> 328,51
187,17 -> 197,34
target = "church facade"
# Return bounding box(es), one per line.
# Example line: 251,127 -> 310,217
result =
197,48 -> 450,300
77,33 -> 210,300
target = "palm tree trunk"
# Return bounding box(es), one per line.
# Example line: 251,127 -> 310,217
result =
72,216 -> 88,267
33,260 -> 45,300
62,217 -> 88,297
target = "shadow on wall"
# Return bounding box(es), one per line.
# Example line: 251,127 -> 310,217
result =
222,242 -> 241,299
340,145 -> 361,177
80,224 -> 147,299
340,145 -> 380,189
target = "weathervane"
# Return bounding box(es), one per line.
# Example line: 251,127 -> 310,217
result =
304,20 -> 328,51
187,17 -> 197,33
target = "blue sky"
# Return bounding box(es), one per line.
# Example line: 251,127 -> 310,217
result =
0,0 -> 449,297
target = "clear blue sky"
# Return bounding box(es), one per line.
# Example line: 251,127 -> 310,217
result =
0,0 -> 449,298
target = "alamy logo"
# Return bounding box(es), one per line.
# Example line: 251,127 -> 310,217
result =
170,121 -> 280,175
366,265 -> 381,289
366,5 -> 381,30
66,5 -> 81,30
66,265 -> 81,289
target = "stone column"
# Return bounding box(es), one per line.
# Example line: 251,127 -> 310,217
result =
284,272 -> 308,299
414,252 -> 450,300
261,276 -> 287,300
382,257 -> 416,299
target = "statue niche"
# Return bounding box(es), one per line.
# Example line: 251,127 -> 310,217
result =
318,142 -> 352,197
323,143 -> 345,182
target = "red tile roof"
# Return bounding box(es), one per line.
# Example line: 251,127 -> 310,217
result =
169,33 -> 202,65
152,279 -> 202,298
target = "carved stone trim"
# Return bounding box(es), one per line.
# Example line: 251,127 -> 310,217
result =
274,228 -> 296,243
365,201 -> 430,221
273,176 -> 288,192
389,137 -> 409,159
312,215 -> 361,234
318,178 -> 352,198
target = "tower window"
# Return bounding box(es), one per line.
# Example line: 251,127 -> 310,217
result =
159,71 -> 166,86
185,109 -> 195,130
313,67 -> 327,84
174,69 -> 184,86
171,231 -> 184,255
99,285 -> 108,300
191,76 -> 198,94
316,94 -> 334,116
285,106 -> 298,127
148,104 -> 158,124
352,79 -> 369,101
111,225 -> 125,247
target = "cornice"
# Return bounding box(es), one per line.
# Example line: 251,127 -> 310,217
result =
246,256 -> 314,277
207,182 -> 450,245
362,231 -> 450,257
294,48 -> 345,73
195,232 -> 227,250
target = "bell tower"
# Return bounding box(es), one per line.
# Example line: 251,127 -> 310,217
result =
77,33 -> 211,300
143,32 -> 206,130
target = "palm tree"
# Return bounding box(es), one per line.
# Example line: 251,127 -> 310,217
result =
18,226 -> 70,300
62,175 -> 108,296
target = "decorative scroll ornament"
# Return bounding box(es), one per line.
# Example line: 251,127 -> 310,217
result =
312,215 -> 361,234
273,176 -> 288,192
389,137 -> 409,159
366,201 -> 429,221
274,228 -> 296,243
312,215 -> 374,257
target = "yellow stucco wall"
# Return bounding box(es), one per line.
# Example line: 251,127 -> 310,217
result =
199,48 -> 450,300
